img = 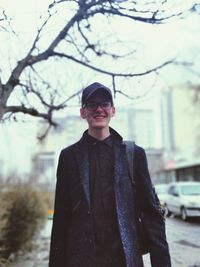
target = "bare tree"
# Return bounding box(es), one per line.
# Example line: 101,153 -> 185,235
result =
0,0 -> 199,125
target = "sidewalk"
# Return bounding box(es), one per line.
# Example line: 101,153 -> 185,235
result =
9,220 -> 52,267
7,220 -> 154,267
8,219 -> 152,267
9,218 -> 200,267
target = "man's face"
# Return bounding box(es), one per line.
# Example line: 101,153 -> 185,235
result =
80,90 -> 115,130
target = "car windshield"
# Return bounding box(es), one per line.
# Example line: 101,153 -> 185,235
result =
155,185 -> 168,194
180,184 -> 200,195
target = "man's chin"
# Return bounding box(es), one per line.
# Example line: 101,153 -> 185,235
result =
91,123 -> 108,129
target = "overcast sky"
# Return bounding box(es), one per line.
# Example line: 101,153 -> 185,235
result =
1,0 -> 200,175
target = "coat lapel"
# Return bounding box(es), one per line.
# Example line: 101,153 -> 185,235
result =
113,141 -> 142,267
74,139 -> 91,209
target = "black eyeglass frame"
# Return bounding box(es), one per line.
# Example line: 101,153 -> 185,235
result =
83,101 -> 112,111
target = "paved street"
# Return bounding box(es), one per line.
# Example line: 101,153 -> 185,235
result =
143,216 -> 200,267
9,216 -> 200,267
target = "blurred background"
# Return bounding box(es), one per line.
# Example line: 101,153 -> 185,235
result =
0,0 -> 200,266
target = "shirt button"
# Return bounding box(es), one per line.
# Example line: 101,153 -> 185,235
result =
87,210 -> 91,215
89,239 -> 93,244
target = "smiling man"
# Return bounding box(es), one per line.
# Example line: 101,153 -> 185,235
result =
49,82 -> 171,267
80,84 -> 115,140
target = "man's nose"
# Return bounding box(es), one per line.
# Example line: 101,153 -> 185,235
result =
95,104 -> 104,111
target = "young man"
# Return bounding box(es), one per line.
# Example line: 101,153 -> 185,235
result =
49,82 -> 171,267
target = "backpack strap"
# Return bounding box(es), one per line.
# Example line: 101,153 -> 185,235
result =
123,141 -> 165,220
123,140 -> 135,185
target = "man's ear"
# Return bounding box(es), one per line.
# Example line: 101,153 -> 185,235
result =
80,107 -> 86,119
111,106 -> 116,117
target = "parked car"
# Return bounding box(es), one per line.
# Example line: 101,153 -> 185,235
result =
165,181 -> 200,221
154,184 -> 169,207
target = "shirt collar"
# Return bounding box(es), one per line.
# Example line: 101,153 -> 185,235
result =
84,131 -> 113,148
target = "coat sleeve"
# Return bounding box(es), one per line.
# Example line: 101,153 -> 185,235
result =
49,150 -> 71,267
135,146 -> 171,267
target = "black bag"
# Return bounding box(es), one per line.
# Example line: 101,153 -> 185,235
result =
124,141 -> 150,255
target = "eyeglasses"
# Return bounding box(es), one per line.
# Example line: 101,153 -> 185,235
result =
84,101 -> 112,111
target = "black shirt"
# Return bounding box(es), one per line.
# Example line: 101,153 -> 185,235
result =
86,133 -> 125,267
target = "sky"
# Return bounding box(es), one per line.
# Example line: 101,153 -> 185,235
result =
0,0 -> 200,176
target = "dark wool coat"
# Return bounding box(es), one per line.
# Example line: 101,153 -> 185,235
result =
49,128 -> 171,267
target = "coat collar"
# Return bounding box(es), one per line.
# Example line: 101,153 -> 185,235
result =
82,127 -> 123,143
84,131 -> 113,148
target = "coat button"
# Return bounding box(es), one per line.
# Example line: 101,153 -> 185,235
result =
89,239 -> 93,244
87,210 -> 91,215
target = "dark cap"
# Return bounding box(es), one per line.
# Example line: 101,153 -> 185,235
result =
81,82 -> 113,106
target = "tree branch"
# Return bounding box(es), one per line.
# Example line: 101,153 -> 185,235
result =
4,105 -> 57,126
37,124 -> 53,141
47,11 -> 82,51
87,4 -> 184,24
112,75 -> 116,97
52,51 -> 176,77
27,11 -> 55,56
3,9 -> 82,102
1,0 -> 196,124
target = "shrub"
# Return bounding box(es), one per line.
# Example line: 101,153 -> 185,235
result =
0,183 -> 47,260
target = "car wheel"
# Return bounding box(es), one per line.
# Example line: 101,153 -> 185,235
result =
162,204 -> 167,217
165,204 -> 172,217
181,207 -> 187,221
